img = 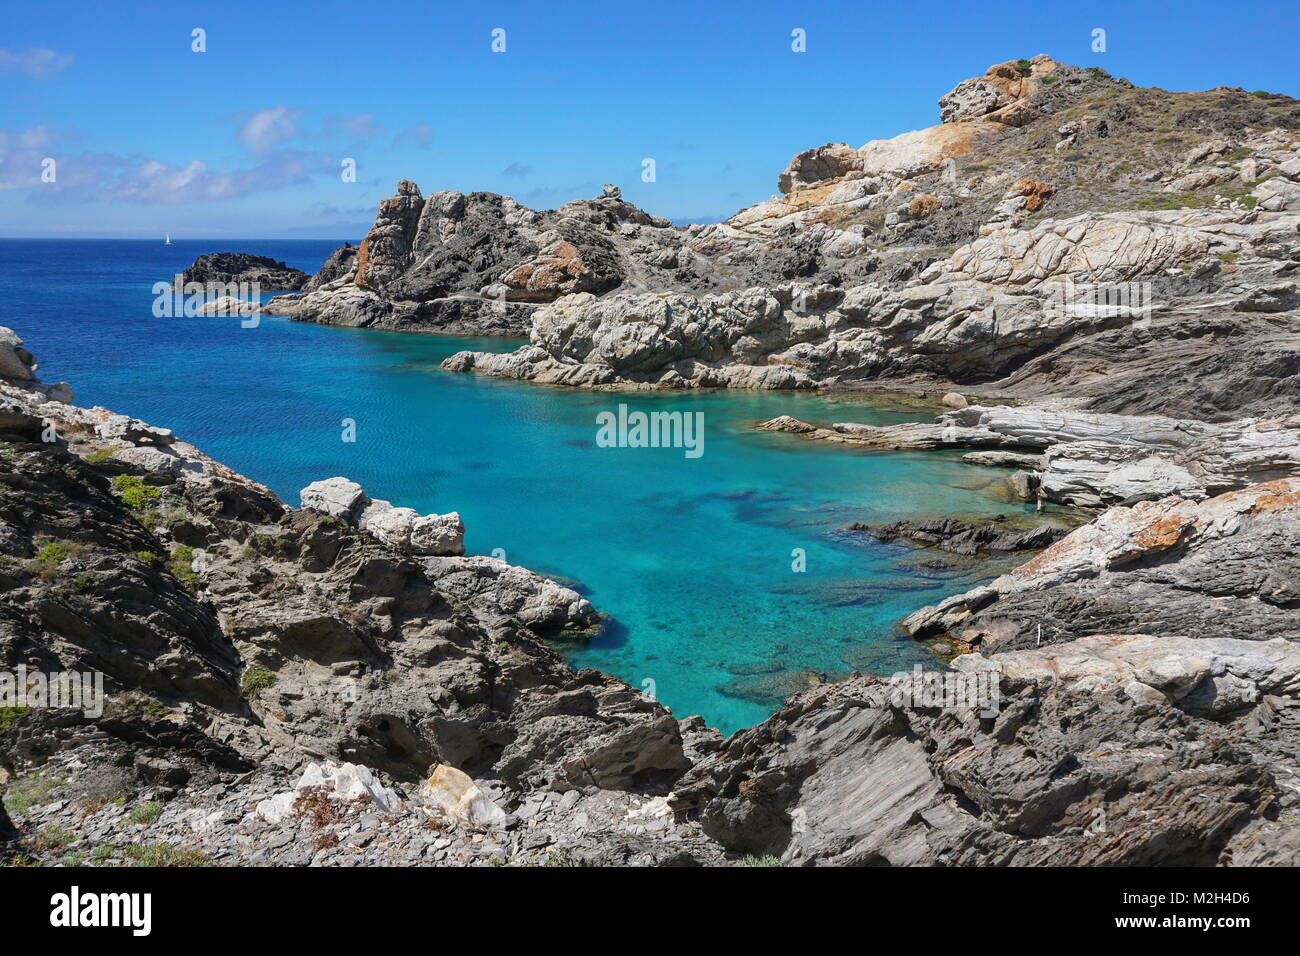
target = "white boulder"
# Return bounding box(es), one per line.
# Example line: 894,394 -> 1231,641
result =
419,764 -> 507,828
299,477 -> 367,520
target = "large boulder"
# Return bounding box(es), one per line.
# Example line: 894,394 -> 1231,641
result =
419,764 -> 507,827
0,327 -> 37,381
299,477 -> 367,520
777,142 -> 864,194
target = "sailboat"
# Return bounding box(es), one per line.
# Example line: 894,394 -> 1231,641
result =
164,234 -> 172,245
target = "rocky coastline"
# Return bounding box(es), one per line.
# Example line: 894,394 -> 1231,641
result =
5,54 -> 1300,867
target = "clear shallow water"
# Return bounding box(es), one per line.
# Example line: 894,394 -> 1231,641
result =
2,239 -> 1041,734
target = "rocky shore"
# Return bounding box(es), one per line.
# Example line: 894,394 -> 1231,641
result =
5,54 -> 1300,867
763,401 -> 1300,508
0,330 -> 724,866
3,315 -> 1298,867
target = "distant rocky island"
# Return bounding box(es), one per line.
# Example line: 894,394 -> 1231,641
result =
175,252 -> 310,292
4,56 -> 1300,867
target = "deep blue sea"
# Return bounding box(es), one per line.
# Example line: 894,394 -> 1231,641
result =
1,239 -> 1045,734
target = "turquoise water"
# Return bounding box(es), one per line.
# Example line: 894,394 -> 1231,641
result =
3,240 -> 1039,734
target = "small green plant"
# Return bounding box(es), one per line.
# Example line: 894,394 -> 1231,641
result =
1250,90 -> 1270,98
35,827 -> 77,851
1040,75 -> 1056,85
134,550 -> 161,567
1014,58 -> 1032,75
29,538 -> 84,580
0,705 -> 31,736
741,854 -> 782,867
168,545 -> 199,588
34,540 -> 69,566
122,843 -> 211,867
240,666 -> 276,695
82,448 -> 114,464
1218,251 -> 1240,264
140,504 -> 188,531
91,844 -> 116,862
127,801 -> 163,825
112,474 -> 161,511
143,700 -> 170,720
1,771 -> 69,816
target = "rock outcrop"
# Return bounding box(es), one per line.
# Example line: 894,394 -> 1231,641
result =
671,630 -> 1299,864
855,517 -> 1067,555
762,402 -> 1300,508
267,181 -> 720,338
299,476 -> 466,556
902,478 -> 1300,653
174,252 -> 309,292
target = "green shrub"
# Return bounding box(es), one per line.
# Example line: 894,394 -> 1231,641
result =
112,474 -> 160,511
168,545 -> 199,588
742,854 -> 782,867
134,550 -> 161,567
30,538 -> 84,580
1040,75 -> 1056,85
122,843 -> 210,867
34,540 -> 69,566
240,666 -> 276,695
35,827 -> 77,850
1,771 -> 68,815
1014,58 -> 1032,75
127,801 -> 163,825
0,706 -> 31,735
83,448 -> 114,464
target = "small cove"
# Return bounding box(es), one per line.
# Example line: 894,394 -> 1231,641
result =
4,238 -> 1061,734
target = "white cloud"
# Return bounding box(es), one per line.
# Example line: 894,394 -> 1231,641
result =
0,47 -> 73,78
325,113 -> 386,139
237,106 -> 301,153
394,123 -> 433,148
0,126 -> 335,203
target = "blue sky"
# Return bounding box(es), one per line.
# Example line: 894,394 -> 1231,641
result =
2,0 -> 1297,238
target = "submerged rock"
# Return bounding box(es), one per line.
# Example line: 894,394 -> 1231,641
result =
856,517 -> 1066,555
